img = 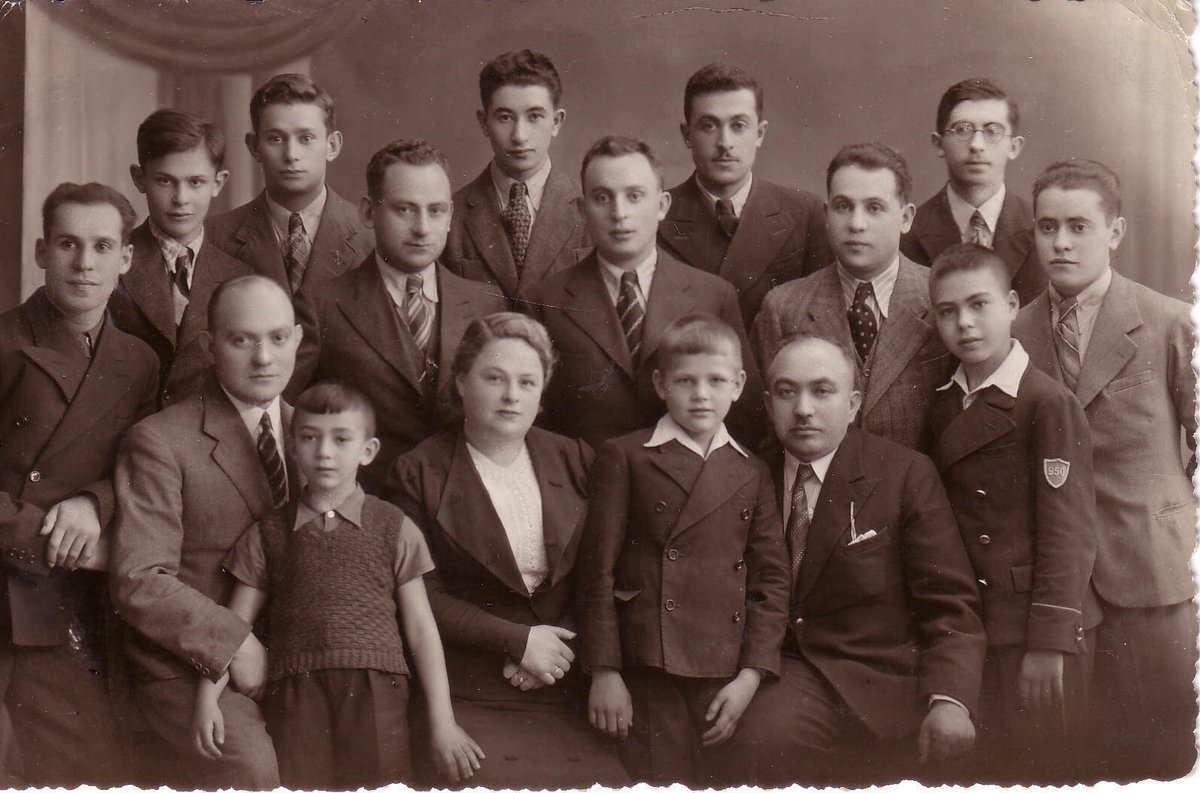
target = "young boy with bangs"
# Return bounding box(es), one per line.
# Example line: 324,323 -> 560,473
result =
576,313 -> 789,786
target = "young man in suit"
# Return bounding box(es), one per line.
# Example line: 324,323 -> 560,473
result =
0,183 -> 159,787
533,135 -> 762,451
111,109 -> 253,407
901,78 -> 1045,305
754,143 -> 953,453
444,50 -> 589,308
207,73 -> 372,296
287,139 -> 507,496
712,334 -> 985,787
659,63 -> 830,327
1012,160 -> 1197,781
112,275 -> 299,789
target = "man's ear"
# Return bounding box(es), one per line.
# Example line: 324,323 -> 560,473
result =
359,195 -> 375,228
847,389 -> 863,423
930,132 -> 947,161
326,130 -> 343,162
652,369 -> 667,401
680,121 -> 692,148
130,164 -> 147,194
212,170 -> 230,196
245,132 -> 261,162
200,329 -> 213,358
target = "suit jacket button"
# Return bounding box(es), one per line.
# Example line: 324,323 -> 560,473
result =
732,612 -> 741,623
974,488 -> 987,499
977,578 -> 989,588
978,534 -> 991,545
655,501 -> 666,513
794,617 -> 805,629
13,416 -> 26,427
734,559 -> 745,571
484,601 -> 494,608
28,470 -> 41,483
667,549 -> 679,561
664,599 -> 676,611
740,508 -> 751,520
862,367 -> 871,379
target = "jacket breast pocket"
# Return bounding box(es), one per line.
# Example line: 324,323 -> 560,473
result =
841,526 -> 891,558
978,442 -> 1018,460
1105,369 -> 1153,394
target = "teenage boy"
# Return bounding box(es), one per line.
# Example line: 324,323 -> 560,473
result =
754,143 -> 953,453
533,135 -> 762,451
208,73 -> 372,296
445,50 -> 589,307
0,183 -> 159,786
901,78 -> 1045,305
928,243 -> 1098,782
659,63 -> 830,327
1012,160 -> 1197,781
111,108 -> 253,407
286,139 -> 507,497
578,314 -> 789,786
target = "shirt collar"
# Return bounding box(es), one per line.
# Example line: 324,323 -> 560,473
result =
377,256 -> 439,306
599,247 -> 657,299
265,185 -> 327,245
149,220 -> 203,270
490,157 -> 553,212
836,254 -> 901,318
295,485 -> 365,531
1048,266 -> 1113,313
783,446 -> 837,487
695,173 -> 754,217
946,182 -> 1006,238
938,339 -> 1029,400
644,414 -> 747,460
219,387 -> 284,445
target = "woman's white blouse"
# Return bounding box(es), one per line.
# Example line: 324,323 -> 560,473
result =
467,442 -> 548,593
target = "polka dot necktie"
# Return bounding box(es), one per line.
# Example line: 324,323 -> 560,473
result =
848,281 -> 878,362
502,182 -> 532,272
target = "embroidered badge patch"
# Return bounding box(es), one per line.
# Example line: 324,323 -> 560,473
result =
1043,458 -> 1070,489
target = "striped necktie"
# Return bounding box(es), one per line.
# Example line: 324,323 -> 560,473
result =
404,274 -> 434,356
256,412 -> 288,510
1055,296 -> 1082,390
967,210 -> 992,248
616,271 -> 645,366
284,212 -> 311,293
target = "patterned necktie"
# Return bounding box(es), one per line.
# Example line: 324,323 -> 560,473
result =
786,463 -> 814,581
967,210 -> 992,248
284,212 -> 311,293
502,182 -> 532,272
1056,296 -> 1082,390
173,250 -> 193,300
616,271 -> 645,366
847,281 -> 879,362
256,412 -> 288,510
404,274 -> 434,357
715,198 -> 739,238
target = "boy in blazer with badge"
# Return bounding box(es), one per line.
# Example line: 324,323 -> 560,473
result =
577,314 -> 789,786
928,243 -> 1099,782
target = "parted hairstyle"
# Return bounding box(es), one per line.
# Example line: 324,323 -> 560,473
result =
366,139 -> 451,204
42,182 -> 137,245
929,242 -> 1013,294
684,62 -> 764,123
250,73 -> 336,134
293,381 -> 378,438
452,312 -> 558,394
655,313 -> 744,372
580,135 -> 665,191
935,77 -> 1019,134
1032,159 -> 1122,222
769,332 -> 864,394
136,108 -> 226,169
825,142 -> 913,204
479,49 -> 563,110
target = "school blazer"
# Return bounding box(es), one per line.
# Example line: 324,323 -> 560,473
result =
577,431 -> 789,679
771,427 -> 986,739
930,363 -> 1100,653
659,174 -> 832,326
0,289 -> 158,647
389,427 -> 594,704
752,256 -> 953,453
1012,271 -> 1197,609
900,186 -> 1046,305
287,255 -> 508,495
532,249 -> 764,451
444,164 -> 591,307
108,221 -> 253,407
206,188 -> 372,295
112,377 -> 296,681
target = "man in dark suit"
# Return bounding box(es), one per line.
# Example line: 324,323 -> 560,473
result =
287,139 -> 507,496
901,78 -> 1045,305
445,50 -> 590,308
712,334 -> 985,787
112,275 -> 299,789
207,74 -> 372,296
659,63 -> 830,327
754,143 -> 953,453
1,183 -> 159,786
532,135 -> 762,450
111,108 -> 253,407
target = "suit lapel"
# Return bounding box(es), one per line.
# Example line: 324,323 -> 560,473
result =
913,187 -> 960,259
934,388 -> 1017,468
435,265 -> 471,400
1017,294 -> 1060,378
671,445 -> 756,539
992,192 -> 1033,273
123,223 -> 177,345
660,177 -> 726,274
521,166 -> 581,289
561,256 -> 634,377
862,258 -> 934,417
337,258 -> 425,395
201,380 -> 273,517
526,430 -> 584,587
802,268 -> 857,353
233,193 -> 287,286
307,190 -> 363,283
717,179 -> 791,290
642,252 -> 698,363
462,169 -> 520,297
1074,272 -> 1141,408
21,290 -> 90,402
177,244 -> 247,355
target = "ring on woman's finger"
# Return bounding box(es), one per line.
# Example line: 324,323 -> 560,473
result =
515,674 -> 525,684
554,665 -> 563,675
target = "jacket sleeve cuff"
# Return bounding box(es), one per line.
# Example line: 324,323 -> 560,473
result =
1026,602 -> 1085,655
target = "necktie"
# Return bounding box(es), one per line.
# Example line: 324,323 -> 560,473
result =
715,198 -> 739,238
1055,297 -> 1082,390
786,463 -> 814,581
967,210 -> 992,248
502,182 -> 532,272
284,212 -> 311,293
404,274 -> 434,357
847,281 -> 878,362
616,271 -> 645,366
256,412 -> 288,510
173,250 -> 193,300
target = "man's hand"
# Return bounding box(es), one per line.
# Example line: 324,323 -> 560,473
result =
588,668 -> 633,740
519,625 -> 575,685
39,494 -> 101,570
702,668 -> 762,747
228,633 -> 267,700
918,701 -> 975,764
1018,649 -> 1064,711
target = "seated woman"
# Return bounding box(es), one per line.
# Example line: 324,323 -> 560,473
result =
389,312 -> 628,789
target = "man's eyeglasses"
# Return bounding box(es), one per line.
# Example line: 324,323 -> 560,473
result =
943,122 -> 1011,145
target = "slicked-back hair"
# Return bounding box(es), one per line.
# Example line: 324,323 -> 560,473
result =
655,313 -> 743,372
452,312 -> 558,394
935,77 -> 1019,134
42,182 -> 137,245
769,333 -> 864,395
683,62 -> 764,123
479,49 -> 562,110
1032,159 -> 1122,222
366,139 -> 451,204
206,274 -> 293,334
250,73 -> 336,134
137,108 -> 226,169
580,135 -> 665,192
929,242 -> 1013,295
293,380 -> 378,438
826,142 -> 913,204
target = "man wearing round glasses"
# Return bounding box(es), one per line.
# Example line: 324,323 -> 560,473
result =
902,79 -> 1046,305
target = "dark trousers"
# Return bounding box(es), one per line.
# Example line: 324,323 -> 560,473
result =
264,668 -> 411,790
621,667 -> 727,787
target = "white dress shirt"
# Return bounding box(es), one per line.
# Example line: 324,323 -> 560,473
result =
378,259 -> 440,310
1048,266 -> 1112,364
265,185 -> 327,252
696,173 -> 754,217
599,247 -> 657,308
781,448 -> 836,526
946,183 -> 1006,243
937,340 -> 1030,409
220,388 -> 285,453
490,157 -> 553,224
836,254 -> 901,324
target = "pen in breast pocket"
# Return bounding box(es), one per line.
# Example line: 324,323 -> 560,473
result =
850,501 -> 858,541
